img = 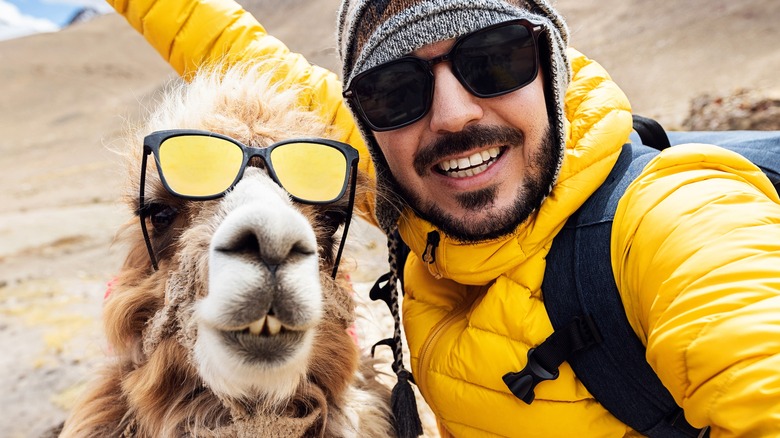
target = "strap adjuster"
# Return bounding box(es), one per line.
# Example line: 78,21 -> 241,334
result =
503,315 -> 601,405
502,348 -> 560,404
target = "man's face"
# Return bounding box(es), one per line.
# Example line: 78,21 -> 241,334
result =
373,38 -> 557,242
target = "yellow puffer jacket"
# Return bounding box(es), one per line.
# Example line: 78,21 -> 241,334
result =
110,0 -> 780,436
398,65 -> 780,436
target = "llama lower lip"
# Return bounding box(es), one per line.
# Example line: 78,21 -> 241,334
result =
222,329 -> 306,363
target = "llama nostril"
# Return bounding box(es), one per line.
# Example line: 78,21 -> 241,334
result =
291,242 -> 316,256
227,232 -> 261,258
218,231 -> 283,269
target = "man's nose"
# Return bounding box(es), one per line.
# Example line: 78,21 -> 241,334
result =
427,63 -> 484,133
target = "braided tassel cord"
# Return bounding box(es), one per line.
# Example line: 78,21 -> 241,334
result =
370,229 -> 423,438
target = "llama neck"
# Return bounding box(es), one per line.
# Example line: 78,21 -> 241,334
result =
211,384 -> 328,437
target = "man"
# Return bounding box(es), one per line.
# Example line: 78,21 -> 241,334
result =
108,0 -> 780,436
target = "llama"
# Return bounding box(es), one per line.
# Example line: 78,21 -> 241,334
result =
59,62 -> 394,437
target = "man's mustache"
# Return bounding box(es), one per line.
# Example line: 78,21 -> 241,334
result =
413,125 -> 525,177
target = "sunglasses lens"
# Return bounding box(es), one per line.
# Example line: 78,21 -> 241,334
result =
351,59 -> 431,130
455,23 -> 537,96
158,135 -> 243,197
270,142 -> 348,203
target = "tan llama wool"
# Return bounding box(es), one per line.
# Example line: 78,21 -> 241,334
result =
59,61 -> 394,438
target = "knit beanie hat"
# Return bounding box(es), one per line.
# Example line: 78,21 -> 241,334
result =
336,2 -> 571,436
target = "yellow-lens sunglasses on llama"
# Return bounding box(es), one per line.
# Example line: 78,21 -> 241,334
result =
143,129 -> 358,203
137,129 -> 360,277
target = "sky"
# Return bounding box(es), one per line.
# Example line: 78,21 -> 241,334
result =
0,0 -> 112,41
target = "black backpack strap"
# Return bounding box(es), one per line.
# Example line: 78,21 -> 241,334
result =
633,114 -> 672,151
536,143 -> 706,437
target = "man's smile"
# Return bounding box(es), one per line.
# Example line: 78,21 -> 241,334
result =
435,146 -> 505,178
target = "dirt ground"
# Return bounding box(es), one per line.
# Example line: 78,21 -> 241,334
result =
1,0 -> 778,437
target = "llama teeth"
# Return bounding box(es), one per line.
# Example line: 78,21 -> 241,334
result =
266,315 -> 282,336
248,316 -> 266,335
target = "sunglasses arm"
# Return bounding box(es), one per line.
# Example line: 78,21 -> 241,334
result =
139,150 -> 160,271
331,165 -> 358,279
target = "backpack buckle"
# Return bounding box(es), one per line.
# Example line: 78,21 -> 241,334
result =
502,348 -> 560,404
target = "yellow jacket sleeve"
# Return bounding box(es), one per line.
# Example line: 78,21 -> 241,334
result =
107,0 -> 377,223
613,144 -> 780,436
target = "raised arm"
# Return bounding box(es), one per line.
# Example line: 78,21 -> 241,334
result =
613,143 -> 780,436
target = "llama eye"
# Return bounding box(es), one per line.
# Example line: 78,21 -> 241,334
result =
145,204 -> 179,231
319,210 -> 346,237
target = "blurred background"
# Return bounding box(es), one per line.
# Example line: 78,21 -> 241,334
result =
1,0 -> 779,436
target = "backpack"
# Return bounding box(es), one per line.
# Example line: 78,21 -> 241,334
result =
502,116 -> 780,437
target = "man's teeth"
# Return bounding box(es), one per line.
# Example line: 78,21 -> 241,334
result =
438,147 -> 500,177
247,315 -> 283,336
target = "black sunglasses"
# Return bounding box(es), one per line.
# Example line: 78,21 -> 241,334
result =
139,129 -> 359,277
343,19 -> 542,132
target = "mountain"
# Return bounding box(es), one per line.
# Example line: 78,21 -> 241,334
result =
65,7 -> 103,26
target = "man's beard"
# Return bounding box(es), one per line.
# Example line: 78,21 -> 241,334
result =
396,123 -> 559,242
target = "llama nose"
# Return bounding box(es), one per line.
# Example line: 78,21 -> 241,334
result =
211,172 -> 319,270
216,217 -> 316,271
221,227 -> 312,273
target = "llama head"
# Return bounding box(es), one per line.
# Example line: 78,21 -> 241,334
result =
105,61 -> 371,423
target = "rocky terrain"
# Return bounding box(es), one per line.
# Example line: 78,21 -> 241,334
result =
1,0 -> 778,436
